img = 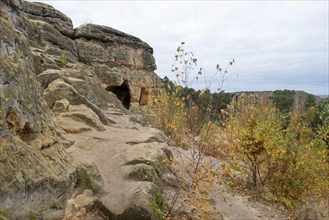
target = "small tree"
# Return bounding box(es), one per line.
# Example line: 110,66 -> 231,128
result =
220,94 -> 329,209
171,42 -> 199,131
269,105 -> 329,208
171,42 -> 199,88
151,43 -> 236,218
221,94 -> 285,189
171,42 -> 235,131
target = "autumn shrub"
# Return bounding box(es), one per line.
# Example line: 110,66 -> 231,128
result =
220,94 -> 286,189
148,42 -> 239,219
220,94 -> 329,209
152,85 -> 190,148
268,102 -> 329,208
315,98 -> 329,161
152,85 -> 222,219
151,79 -> 328,218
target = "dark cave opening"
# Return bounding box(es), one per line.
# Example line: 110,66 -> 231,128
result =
107,82 -> 131,109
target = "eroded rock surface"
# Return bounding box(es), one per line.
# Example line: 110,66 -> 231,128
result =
21,0 -> 161,110
66,108 -> 170,219
0,1 -> 77,218
74,24 -> 161,109
1,0 -> 167,219
22,0 -> 75,38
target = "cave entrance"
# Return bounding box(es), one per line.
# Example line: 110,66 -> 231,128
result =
107,82 -> 131,109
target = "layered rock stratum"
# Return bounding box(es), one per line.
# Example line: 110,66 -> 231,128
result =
0,0 -> 168,219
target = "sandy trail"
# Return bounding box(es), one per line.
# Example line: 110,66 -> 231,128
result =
65,108 -> 287,219
170,148 -> 288,220
215,189 -> 287,220
65,108 -> 167,216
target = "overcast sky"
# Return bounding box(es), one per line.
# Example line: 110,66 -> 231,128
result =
30,0 -> 328,95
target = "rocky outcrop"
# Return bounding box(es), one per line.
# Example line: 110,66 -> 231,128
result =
74,24 -> 161,109
74,24 -> 156,70
0,0 -> 77,218
1,0 -> 167,219
21,1 -> 75,38
20,0 -> 161,110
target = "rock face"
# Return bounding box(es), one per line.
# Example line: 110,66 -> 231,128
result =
1,0 -> 167,219
20,0 -> 161,111
22,0 -> 75,38
0,0 -> 76,218
75,24 -> 160,109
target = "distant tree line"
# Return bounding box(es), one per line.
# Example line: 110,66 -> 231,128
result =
161,76 -> 232,122
161,76 -> 323,125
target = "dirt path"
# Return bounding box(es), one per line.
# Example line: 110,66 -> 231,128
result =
64,107 -> 288,219
215,189 -> 287,220
169,148 -> 288,220
65,108 -> 168,217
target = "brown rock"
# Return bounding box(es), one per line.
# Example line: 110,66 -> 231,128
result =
22,1 -> 75,38
53,99 -> 70,113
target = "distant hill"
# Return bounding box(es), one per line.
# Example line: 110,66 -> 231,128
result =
318,95 -> 329,99
232,90 -> 323,102
230,90 -> 323,114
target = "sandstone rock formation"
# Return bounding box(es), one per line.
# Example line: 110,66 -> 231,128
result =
0,0 -> 77,218
21,0 -> 161,111
74,24 -> 160,109
1,0 -> 168,219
